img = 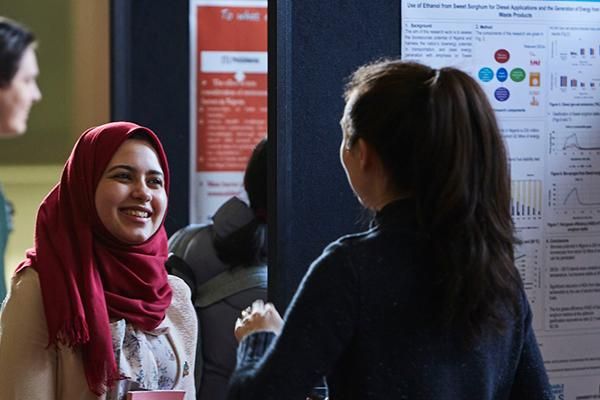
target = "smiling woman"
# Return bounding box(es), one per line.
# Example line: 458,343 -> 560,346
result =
0,122 -> 197,400
95,136 -> 168,245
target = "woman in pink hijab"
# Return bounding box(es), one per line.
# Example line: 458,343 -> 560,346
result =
0,122 -> 197,400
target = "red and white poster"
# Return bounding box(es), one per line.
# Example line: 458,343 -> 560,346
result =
190,0 -> 267,223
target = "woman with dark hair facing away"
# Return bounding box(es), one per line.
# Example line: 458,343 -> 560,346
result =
0,17 -> 42,301
167,138 -> 267,400
0,122 -> 197,399
228,60 -> 552,399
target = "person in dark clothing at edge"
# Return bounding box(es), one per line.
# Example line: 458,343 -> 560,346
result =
227,60 -> 553,399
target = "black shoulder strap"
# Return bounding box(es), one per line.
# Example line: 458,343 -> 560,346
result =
165,254 -> 198,302
166,224 -> 208,303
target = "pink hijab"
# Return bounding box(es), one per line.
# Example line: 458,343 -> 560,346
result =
16,122 -> 173,395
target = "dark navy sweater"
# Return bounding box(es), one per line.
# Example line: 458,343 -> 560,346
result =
227,199 -> 553,399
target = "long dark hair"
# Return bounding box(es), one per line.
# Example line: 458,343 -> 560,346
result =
244,138 -> 267,220
0,17 -> 35,87
214,138 -> 267,266
345,60 -> 521,341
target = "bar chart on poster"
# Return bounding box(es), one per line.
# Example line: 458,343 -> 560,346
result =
402,1 -> 600,398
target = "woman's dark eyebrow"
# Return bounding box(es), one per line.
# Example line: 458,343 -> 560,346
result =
106,165 -> 164,176
147,169 -> 164,176
106,164 -> 134,173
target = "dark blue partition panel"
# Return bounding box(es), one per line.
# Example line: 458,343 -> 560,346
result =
271,1 -> 401,308
110,0 -> 400,306
111,0 -> 189,236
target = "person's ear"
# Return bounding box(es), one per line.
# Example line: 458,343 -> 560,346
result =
356,138 -> 374,171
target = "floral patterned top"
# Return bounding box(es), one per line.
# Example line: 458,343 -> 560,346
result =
106,319 -> 178,400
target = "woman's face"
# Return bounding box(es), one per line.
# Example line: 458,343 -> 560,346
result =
95,139 -> 167,244
0,45 -> 41,137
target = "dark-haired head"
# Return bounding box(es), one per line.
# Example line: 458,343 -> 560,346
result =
244,137 -> 267,222
214,138 -> 268,267
0,17 -> 36,87
0,17 -> 40,136
343,59 -> 521,343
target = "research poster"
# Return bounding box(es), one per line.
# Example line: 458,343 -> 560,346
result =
402,1 -> 600,398
190,0 -> 267,223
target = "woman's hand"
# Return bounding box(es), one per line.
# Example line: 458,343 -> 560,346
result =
235,299 -> 283,342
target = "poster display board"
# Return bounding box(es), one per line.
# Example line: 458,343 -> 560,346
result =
190,0 -> 267,223
402,1 -> 600,398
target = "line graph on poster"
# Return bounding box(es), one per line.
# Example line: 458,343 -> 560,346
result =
551,182 -> 600,210
550,130 -> 600,155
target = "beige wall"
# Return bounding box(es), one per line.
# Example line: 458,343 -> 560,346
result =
1,165 -> 62,285
71,0 -> 110,136
1,0 -> 109,287
0,0 -> 73,164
